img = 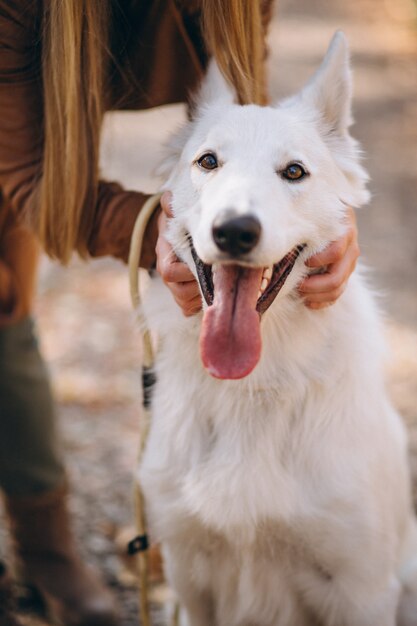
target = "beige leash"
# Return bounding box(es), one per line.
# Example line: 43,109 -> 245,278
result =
128,192 -> 161,626
128,193 -> 180,626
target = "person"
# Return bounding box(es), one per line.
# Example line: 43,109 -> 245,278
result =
0,1 -> 359,625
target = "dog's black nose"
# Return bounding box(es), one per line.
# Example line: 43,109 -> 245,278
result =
212,213 -> 261,256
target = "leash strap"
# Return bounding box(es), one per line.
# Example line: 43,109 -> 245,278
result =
128,193 -> 162,626
129,192 -> 181,626
129,193 -> 162,310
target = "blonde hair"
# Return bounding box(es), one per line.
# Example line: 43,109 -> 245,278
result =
39,1 -> 267,262
202,0 -> 266,106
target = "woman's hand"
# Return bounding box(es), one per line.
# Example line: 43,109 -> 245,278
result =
156,195 -> 359,315
156,192 -> 201,317
298,207 -> 360,309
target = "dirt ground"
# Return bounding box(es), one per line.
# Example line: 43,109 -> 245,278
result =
1,1 -> 416,624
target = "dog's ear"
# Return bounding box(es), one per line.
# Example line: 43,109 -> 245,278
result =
299,31 -> 352,135
281,31 -> 369,206
192,61 -> 236,113
157,63 -> 235,187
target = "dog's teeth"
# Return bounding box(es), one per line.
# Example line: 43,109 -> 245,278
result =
261,278 -> 269,292
263,267 -> 272,280
257,290 -> 262,300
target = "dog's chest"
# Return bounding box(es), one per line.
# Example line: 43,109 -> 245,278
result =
142,362 -> 318,540
157,508 -> 328,626
141,298 -> 376,538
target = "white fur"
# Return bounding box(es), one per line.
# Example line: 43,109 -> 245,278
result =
138,32 -> 417,626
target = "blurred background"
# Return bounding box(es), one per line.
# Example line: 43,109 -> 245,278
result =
1,0 -> 416,624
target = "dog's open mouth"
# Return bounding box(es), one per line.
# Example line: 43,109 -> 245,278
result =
190,240 -> 306,380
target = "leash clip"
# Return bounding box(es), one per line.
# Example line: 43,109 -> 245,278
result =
127,534 -> 149,555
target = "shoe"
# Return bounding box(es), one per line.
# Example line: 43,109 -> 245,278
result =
4,485 -> 119,626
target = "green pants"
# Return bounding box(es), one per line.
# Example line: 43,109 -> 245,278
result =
0,317 -> 65,496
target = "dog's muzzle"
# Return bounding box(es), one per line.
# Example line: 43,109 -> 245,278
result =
189,238 -> 306,315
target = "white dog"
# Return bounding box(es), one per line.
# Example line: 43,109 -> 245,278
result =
138,32 -> 417,626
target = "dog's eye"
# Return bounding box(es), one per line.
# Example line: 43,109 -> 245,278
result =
197,153 -> 218,171
281,163 -> 308,181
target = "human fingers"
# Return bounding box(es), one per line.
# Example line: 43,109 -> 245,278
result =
169,293 -> 202,317
303,281 -> 347,309
156,228 -> 195,284
184,296 -> 203,317
299,208 -> 359,307
299,240 -> 358,297
305,206 -> 358,269
156,206 -> 201,316
160,191 -> 173,218
300,243 -> 358,309
165,279 -> 201,303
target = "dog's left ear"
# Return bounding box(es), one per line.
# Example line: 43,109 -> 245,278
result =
193,61 -> 236,113
299,31 -> 352,135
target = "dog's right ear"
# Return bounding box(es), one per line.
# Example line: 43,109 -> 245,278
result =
292,31 -> 353,136
192,61 -> 236,114
157,62 -> 236,186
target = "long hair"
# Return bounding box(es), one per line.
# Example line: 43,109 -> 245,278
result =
202,0 -> 266,106
40,1 -> 108,262
39,1 -> 267,262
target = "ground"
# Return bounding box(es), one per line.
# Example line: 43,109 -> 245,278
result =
1,0 -> 416,624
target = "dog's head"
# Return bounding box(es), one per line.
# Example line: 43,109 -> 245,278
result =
161,32 -> 369,380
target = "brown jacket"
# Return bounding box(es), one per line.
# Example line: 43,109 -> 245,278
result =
0,0 -> 273,325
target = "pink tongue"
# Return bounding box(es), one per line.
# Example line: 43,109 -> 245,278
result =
200,265 -> 263,379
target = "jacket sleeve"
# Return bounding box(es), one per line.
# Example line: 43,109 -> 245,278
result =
0,2 -> 158,267
0,2 -> 43,230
